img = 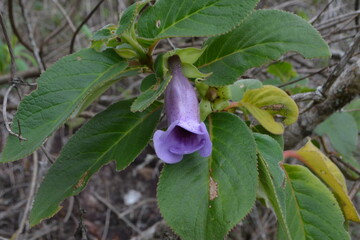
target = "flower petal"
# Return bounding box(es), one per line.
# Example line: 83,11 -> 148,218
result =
153,129 -> 183,164
153,121 -> 212,164
198,122 -> 212,157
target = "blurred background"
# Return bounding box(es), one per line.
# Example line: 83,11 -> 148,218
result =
0,0 -> 359,239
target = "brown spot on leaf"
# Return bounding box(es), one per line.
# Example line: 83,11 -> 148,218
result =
261,104 -> 285,111
74,171 -> 89,190
156,20 -> 161,28
209,176 -> 218,200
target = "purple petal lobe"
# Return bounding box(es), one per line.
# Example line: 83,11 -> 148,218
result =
198,122 -> 212,157
153,129 -> 183,164
153,120 -> 212,164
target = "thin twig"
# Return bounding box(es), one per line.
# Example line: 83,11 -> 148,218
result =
328,34 -> 359,44
93,192 -> 156,235
19,0 -> 45,72
74,196 -> 88,240
50,0 -> 76,32
64,196 -> 75,223
325,14 -> 359,39
2,84 -> 27,141
40,2 -> 79,54
8,0 -> 33,52
310,0 -> 335,24
329,154 -> 360,177
343,108 -> 360,112
0,11 -> 16,84
0,67 -> 40,85
69,0 -> 106,54
40,146 -> 55,164
167,38 -> 176,50
277,65 -> 330,88
14,151 -> 39,240
349,180 -> 360,199
101,208 -> 111,240
28,225 -> 58,240
0,200 -> 26,220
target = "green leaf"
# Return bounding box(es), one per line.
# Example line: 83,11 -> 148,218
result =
29,99 -> 162,226
140,74 -> 157,92
267,61 -> 297,83
182,63 -> 211,79
175,47 -> 207,64
114,43 -> 138,59
71,66 -> 141,118
158,112 -> 257,240
315,112 -> 358,158
255,133 -> 289,240
157,48 -> 207,79
196,10 -> 330,86
254,133 -> 284,187
137,0 -> 259,39
1,48 -> 128,163
91,25 -> 116,41
252,125 -> 284,150
278,165 -> 350,240
116,0 -> 150,35
240,85 -> 299,135
131,74 -> 171,112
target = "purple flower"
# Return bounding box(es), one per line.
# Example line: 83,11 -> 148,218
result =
153,55 -> 212,164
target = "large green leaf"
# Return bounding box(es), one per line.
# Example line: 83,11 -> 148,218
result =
1,48 -> 129,163
29,99 -> 162,226
277,165 -> 350,240
315,112 -> 358,158
196,10 -> 330,86
137,0 -> 258,39
255,133 -> 291,239
158,112 -> 258,240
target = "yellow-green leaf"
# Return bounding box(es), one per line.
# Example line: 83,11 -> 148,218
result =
176,47 -> 206,64
240,85 -> 298,134
296,140 -> 360,222
182,63 -> 212,79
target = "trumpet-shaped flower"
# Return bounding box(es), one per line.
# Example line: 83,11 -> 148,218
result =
153,55 -> 212,164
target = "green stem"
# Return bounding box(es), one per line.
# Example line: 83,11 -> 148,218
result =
122,32 -> 153,71
122,33 -> 146,58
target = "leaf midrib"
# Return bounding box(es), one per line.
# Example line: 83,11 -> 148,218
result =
198,40 -> 321,69
287,176 -> 308,239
